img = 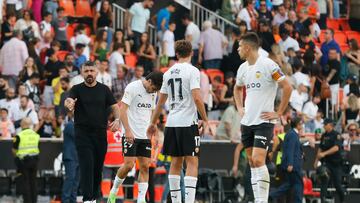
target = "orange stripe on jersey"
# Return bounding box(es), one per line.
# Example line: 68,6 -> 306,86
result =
271,70 -> 285,81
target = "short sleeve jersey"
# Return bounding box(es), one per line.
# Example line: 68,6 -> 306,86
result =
121,80 -> 156,139
236,56 -> 285,126
160,63 -> 200,127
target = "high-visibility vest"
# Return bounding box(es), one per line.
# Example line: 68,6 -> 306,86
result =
104,130 -> 124,167
276,133 -> 286,165
16,129 -> 40,159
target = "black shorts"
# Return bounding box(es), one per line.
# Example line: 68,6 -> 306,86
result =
241,123 -> 274,150
122,138 -> 151,158
163,125 -> 200,157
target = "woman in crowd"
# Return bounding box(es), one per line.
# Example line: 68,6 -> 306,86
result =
14,10 -> 40,40
218,72 -> 235,110
345,39 -> 360,79
111,29 -> 131,55
27,38 -> 44,76
93,0 -> 113,49
137,32 -> 156,75
341,94 -> 360,128
19,57 -> 40,84
93,29 -> 109,61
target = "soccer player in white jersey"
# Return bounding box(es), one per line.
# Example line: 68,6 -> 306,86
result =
147,40 -> 208,203
234,33 -> 292,203
107,72 -> 164,203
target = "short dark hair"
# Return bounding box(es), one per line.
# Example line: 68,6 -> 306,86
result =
113,42 -> 125,51
30,73 -> 40,79
175,40 -> 192,58
168,2 -> 176,7
284,20 -> 293,26
46,48 -> 56,57
181,13 -> 192,21
100,59 -> 109,63
145,71 -> 164,91
82,61 -> 96,68
241,32 -> 260,49
43,11 -> 52,17
57,7 -> 65,13
75,43 -> 86,49
60,77 -> 70,83
1,108 -> 8,113
290,117 -> 303,129
327,28 -> 334,37
20,95 -> 29,101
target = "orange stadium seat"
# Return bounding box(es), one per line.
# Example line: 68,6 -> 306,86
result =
206,69 -> 224,84
59,0 -> 75,17
345,31 -> 360,42
303,177 -> 320,198
327,19 -> 340,30
334,31 -> 347,44
75,0 -> 93,18
125,53 -> 138,68
339,18 -> 351,31
66,24 -> 74,41
56,50 -> 70,62
339,43 -> 349,53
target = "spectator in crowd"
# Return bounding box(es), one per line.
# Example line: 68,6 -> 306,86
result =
111,29 -> 130,56
199,68 -> 211,111
317,0 -> 333,29
15,84 -> 35,111
111,66 -> 130,102
6,0 -> 23,18
93,29 -> 109,61
272,4 -> 288,27
258,19 -> 275,53
343,75 -> 359,96
96,60 -> 112,89
12,117 -> 40,203
303,94 -> 321,133
257,0 -> 273,22
131,64 -> 145,82
325,48 -> 341,113
220,0 -> 242,22
59,77 -> 71,119
64,54 -> 79,80
93,0 -> 113,46
137,32 -> 156,74
278,24 -> 300,54
15,10 -> 41,40
19,57 -> 40,84
199,21 -> 227,69
38,109 -> 56,138
73,24 -> 91,60
109,43 -> 126,79
153,2 -> 176,45
215,103 -> 241,141
13,95 -> 39,133
61,110 -> 80,203
314,118 -> 345,203
320,28 -> 340,67
0,77 -> 9,100
236,0 -> 258,30
341,94 -> 359,127
289,82 -> 309,114
345,122 -> 360,145
127,0 -> 154,50
270,117 -> 304,203
43,48 -> 62,107
345,39 -> 360,79
283,20 -> 297,39
291,58 -> 310,87
44,0 -> 58,19
182,14 -> 201,66
52,7 -> 68,50
349,0 -> 360,31
52,66 -> 69,115
0,30 -> 29,88
288,10 -> 303,32
1,12 -> 17,45
74,43 -> 87,70
24,73 -> 41,112
0,108 -> 15,138
27,38 -> 44,76
162,21 -> 176,66
0,88 -> 17,120
219,72 -> 235,109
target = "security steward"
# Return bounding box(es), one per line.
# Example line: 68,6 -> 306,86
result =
270,117 -> 304,203
314,118 -> 345,203
12,118 -> 40,203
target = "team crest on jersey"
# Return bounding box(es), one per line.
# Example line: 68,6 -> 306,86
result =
255,71 -> 261,79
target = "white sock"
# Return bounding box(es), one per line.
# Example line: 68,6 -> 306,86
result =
137,182 -> 148,203
110,176 -> 125,194
256,165 -> 270,203
251,167 -> 259,201
184,176 -> 197,203
169,175 -> 181,203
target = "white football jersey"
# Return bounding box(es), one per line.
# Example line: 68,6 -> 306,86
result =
121,80 -> 156,139
160,62 -> 200,127
236,56 -> 285,126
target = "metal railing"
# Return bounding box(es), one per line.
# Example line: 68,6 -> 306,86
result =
190,1 -> 237,33
112,3 -> 157,46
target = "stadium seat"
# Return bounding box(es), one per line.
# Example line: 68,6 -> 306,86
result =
339,18 -> 351,31
345,31 -> 360,42
339,43 -> 349,53
58,0 -> 75,17
327,19 -> 340,30
56,50 -> 70,62
206,69 -> 224,84
334,32 -> 347,44
125,53 -> 138,68
75,0 -> 93,18
160,67 -> 169,73
303,177 -> 320,198
66,24 -> 74,41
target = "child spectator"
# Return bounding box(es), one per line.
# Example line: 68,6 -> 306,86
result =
0,108 -> 15,138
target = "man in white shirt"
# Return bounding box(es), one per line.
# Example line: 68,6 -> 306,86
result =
303,94 -> 321,133
182,14 -> 200,65
107,72 -> 163,203
272,4 -> 288,27
109,43 -> 126,79
0,88 -> 18,120
74,24 -> 91,60
162,21 -> 176,65
40,12 -> 52,40
233,33 -> 292,203
279,25 -> 300,54
96,60 -> 112,89
289,82 -> 309,113
13,95 -> 39,133
127,0 -> 154,50
147,40 -> 208,203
